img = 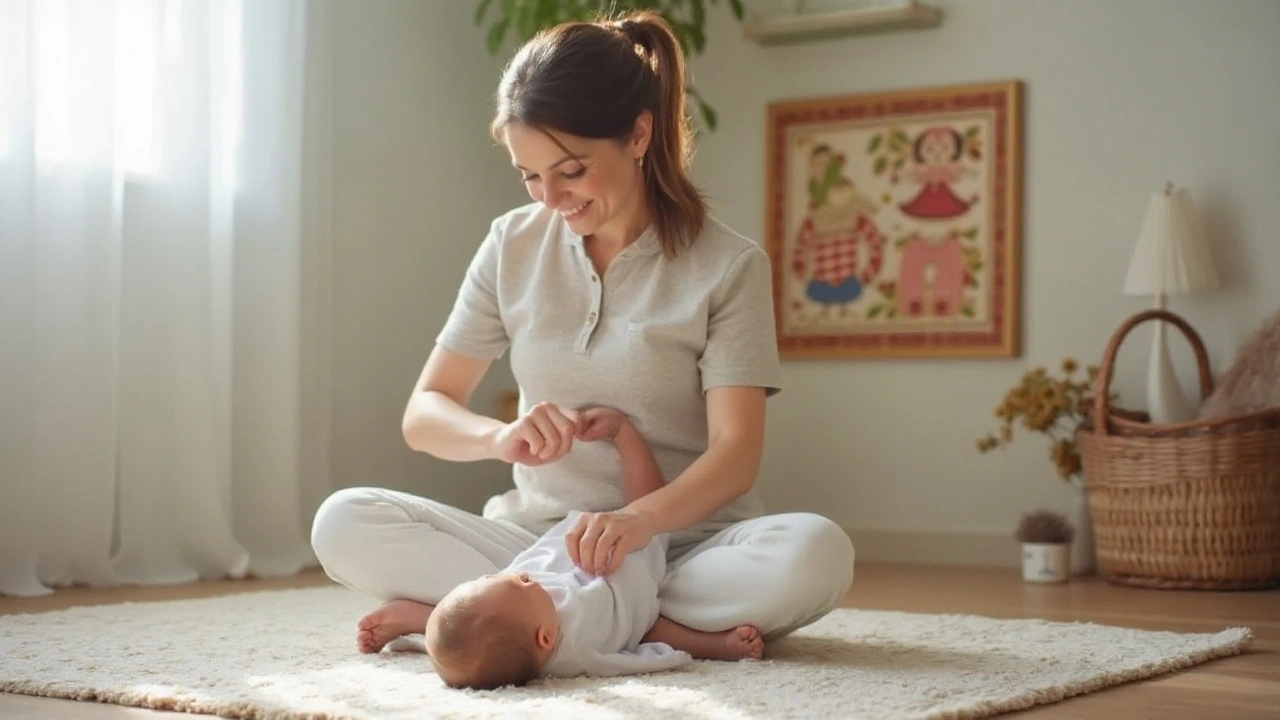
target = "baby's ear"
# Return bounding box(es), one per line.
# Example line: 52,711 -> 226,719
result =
534,625 -> 555,650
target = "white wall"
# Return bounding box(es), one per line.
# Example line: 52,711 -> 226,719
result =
326,0 -> 1280,564
329,0 -> 524,514
689,0 -> 1280,560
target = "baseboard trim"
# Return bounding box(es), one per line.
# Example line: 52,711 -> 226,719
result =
846,527 -> 1019,568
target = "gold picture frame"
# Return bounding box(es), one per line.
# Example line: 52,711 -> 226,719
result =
765,80 -> 1023,359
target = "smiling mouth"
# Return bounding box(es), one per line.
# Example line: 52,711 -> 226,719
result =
560,200 -> 591,220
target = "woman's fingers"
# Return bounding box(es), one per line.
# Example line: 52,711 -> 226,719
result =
562,512 -> 651,576
576,515 -> 608,574
528,412 -> 559,459
498,402 -> 586,466
593,524 -> 624,575
563,513 -> 628,576
524,403 -> 581,460
545,407 -> 578,458
602,531 -> 640,575
515,422 -> 544,459
564,512 -> 590,567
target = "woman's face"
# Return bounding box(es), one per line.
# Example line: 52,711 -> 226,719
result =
502,118 -> 650,242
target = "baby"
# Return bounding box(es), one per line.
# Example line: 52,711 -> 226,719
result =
424,406 -> 764,690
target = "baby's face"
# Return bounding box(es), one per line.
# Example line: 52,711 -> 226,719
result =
459,572 -> 559,639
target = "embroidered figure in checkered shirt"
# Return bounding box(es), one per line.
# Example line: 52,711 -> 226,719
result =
792,144 -> 885,318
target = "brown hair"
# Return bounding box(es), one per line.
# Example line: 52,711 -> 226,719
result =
491,10 -> 707,258
426,595 -> 540,691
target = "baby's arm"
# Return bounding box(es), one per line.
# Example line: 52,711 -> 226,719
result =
614,419 -> 664,504
576,407 -> 665,503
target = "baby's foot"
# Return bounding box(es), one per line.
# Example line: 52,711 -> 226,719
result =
356,599 -> 433,654
722,624 -> 764,661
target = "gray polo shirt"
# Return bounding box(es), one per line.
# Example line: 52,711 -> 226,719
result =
437,202 -> 783,551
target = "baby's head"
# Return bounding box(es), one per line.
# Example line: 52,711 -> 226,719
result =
425,571 -> 559,690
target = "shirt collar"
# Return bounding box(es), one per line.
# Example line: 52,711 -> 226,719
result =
563,220 -> 661,257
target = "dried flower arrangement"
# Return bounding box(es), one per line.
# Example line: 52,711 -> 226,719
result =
1014,509 -> 1074,545
975,358 -> 1114,482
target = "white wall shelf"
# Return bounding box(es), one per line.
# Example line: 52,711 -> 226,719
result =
743,2 -> 942,46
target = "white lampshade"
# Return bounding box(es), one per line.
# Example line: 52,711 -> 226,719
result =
1122,183 -> 1220,297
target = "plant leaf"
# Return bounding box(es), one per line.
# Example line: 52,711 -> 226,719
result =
474,0 -> 494,25
867,135 -> 881,152
689,23 -> 706,52
874,156 -> 888,175
729,0 -> 744,20
486,19 -> 508,53
700,100 -> 717,131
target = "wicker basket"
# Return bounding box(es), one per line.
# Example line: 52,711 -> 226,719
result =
1076,309 -> 1280,590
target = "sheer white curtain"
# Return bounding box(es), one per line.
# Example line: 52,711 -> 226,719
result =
0,0 -> 332,596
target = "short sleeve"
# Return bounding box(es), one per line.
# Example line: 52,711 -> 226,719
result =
698,246 -> 783,396
434,218 -> 510,360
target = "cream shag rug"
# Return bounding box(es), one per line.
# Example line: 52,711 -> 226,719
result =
0,586 -> 1251,720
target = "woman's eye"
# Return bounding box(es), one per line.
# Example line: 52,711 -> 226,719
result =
563,167 -> 586,180
521,174 -> 537,183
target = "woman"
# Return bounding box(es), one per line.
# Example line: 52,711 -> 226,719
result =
310,10 -> 855,656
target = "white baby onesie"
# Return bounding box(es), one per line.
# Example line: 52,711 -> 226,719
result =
506,511 -> 692,678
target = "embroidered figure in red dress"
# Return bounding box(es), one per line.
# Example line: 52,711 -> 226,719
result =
898,127 -> 976,220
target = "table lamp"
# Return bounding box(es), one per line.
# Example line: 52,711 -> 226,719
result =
1122,182 -> 1220,424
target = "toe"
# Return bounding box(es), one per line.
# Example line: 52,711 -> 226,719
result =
357,612 -> 380,631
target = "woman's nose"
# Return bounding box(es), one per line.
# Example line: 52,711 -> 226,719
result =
541,180 -> 564,208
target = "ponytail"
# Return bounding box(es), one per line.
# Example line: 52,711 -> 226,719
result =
491,11 -> 708,258
612,13 -> 707,257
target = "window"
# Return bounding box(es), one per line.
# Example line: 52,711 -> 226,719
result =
0,0 -> 244,181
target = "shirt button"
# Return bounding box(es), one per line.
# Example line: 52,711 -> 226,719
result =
586,312 -> 597,324
591,274 -> 599,283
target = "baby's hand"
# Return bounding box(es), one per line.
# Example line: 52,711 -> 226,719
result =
575,406 -> 629,442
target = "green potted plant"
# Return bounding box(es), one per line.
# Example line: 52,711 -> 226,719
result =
472,0 -> 745,130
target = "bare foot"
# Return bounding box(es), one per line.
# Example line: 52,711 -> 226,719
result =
356,599 -> 433,654
718,624 -> 764,661
641,616 -> 766,662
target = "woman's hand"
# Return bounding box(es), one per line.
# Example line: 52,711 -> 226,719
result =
490,401 -> 581,466
564,509 -> 656,576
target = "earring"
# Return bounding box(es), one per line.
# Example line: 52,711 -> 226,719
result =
636,155 -> 645,169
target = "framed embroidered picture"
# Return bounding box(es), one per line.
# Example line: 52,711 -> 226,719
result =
765,80 -> 1023,359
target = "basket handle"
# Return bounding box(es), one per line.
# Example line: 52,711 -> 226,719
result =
1091,309 -> 1214,435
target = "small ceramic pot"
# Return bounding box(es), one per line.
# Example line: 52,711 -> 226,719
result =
1022,542 -> 1070,583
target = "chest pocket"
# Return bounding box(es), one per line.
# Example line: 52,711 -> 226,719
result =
626,320 -> 704,397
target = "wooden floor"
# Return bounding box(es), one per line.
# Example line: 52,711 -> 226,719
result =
2,564 -> 1277,719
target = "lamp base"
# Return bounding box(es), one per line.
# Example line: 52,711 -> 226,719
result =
1146,317 -> 1197,424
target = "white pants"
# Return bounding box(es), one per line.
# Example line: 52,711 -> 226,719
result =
310,487 -> 855,640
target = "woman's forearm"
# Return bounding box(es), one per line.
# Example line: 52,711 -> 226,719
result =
401,390 -> 504,462
624,434 -> 761,536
